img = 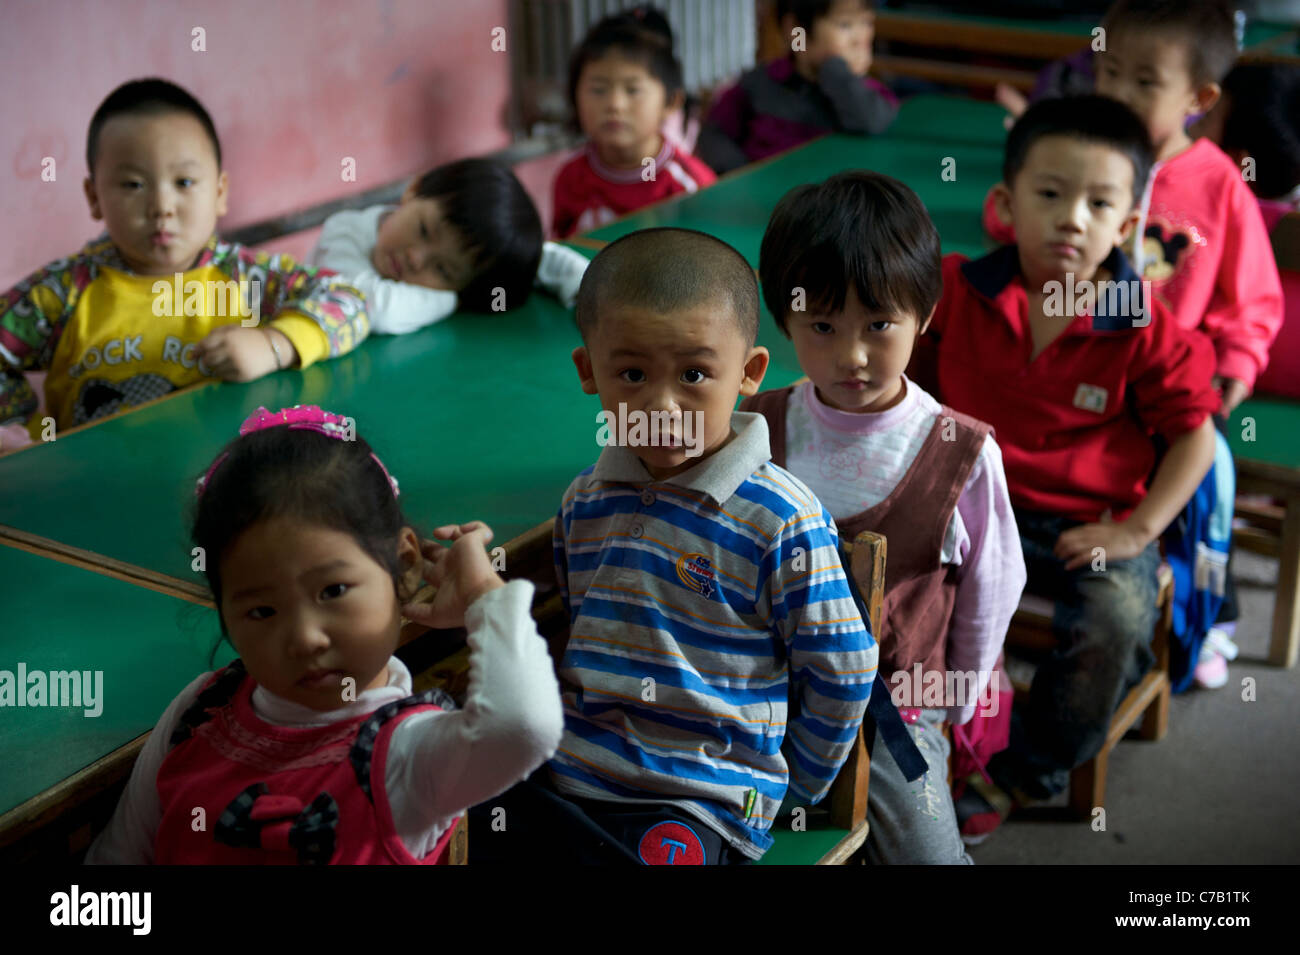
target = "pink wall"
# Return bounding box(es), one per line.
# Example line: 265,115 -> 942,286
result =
0,0 -> 570,286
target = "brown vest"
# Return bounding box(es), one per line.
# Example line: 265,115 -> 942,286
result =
740,386 -> 991,681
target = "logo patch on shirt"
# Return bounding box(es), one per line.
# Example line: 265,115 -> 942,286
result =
637,821 -> 706,865
1073,383 -> 1108,414
676,552 -> 716,598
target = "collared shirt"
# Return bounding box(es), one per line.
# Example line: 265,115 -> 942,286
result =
550,411 -> 877,858
915,245 -> 1219,523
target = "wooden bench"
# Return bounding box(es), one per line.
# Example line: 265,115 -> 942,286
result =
1231,211 -> 1300,669
1003,564 -> 1173,818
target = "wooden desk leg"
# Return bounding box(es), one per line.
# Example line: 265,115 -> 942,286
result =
1270,501 -> 1300,668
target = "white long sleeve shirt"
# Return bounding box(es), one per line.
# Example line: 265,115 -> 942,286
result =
85,580 -> 562,864
309,205 -> 589,334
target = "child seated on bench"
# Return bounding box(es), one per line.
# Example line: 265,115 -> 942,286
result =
741,171 -> 1026,863
310,158 -> 591,334
913,96 -> 1219,838
471,228 -> 877,864
0,78 -> 368,450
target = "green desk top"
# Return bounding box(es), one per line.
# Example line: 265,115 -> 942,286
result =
757,821 -> 850,865
1229,397 -> 1300,471
585,133 -> 1001,263
0,545 -> 233,815
0,279 -> 805,583
889,94 -> 1010,148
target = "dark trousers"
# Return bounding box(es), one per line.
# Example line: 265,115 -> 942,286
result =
993,509 -> 1161,796
468,772 -> 752,865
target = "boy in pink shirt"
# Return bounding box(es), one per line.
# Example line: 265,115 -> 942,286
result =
1095,0 -> 1282,415
741,171 -> 1026,863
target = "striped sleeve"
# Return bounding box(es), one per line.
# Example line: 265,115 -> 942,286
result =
762,499 -> 876,803
227,245 -> 370,362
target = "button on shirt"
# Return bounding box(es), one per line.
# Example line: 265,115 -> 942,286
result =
550,411 -> 877,858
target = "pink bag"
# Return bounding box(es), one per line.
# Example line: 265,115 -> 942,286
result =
949,658 -> 1013,784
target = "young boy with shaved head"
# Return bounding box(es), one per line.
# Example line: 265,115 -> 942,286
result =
472,228 -> 876,865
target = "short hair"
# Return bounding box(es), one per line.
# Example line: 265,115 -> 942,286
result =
411,159 -> 543,312
575,228 -> 759,348
1219,63 -> 1300,201
777,0 -> 874,32
1102,0 -> 1237,88
760,171 -> 940,336
1004,95 -> 1155,205
568,6 -> 684,116
87,78 -> 222,176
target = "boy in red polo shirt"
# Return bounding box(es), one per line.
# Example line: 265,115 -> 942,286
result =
913,96 -> 1219,834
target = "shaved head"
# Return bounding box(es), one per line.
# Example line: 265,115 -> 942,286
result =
575,228 -> 759,348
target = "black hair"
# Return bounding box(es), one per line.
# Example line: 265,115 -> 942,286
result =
1102,0 -> 1237,88
567,5 -> 684,120
760,171 -> 940,335
1218,63 -> 1300,201
87,78 -> 222,176
776,0 -> 874,32
1004,94 -> 1155,205
575,227 -> 758,347
410,159 -> 544,313
191,423 -> 416,638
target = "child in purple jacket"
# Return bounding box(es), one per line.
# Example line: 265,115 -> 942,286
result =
697,0 -> 897,175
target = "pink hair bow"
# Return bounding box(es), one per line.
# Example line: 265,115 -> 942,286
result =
196,405 -> 399,498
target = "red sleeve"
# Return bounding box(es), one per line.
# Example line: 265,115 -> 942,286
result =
678,150 -> 718,188
982,186 -> 1016,245
551,158 -> 584,240
1203,175 -> 1284,389
908,253 -> 967,396
1130,303 -> 1221,442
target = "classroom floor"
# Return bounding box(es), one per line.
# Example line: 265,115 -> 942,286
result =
970,550 -> 1300,864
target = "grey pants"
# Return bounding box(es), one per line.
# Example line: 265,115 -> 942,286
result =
864,707 -> 973,865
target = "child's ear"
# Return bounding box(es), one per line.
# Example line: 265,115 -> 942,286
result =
1191,81 -> 1221,120
917,305 -> 936,337
395,527 -> 424,602
1116,204 -> 1142,245
572,345 -> 599,395
400,180 -> 420,203
991,182 -> 1015,227
665,88 -> 686,115
738,346 -> 770,397
83,177 -> 103,220
215,170 -> 230,218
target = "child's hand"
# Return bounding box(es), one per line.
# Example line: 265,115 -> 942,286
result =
402,522 -> 505,630
0,422 -> 34,456
195,326 -> 295,382
1054,518 -> 1149,571
1212,375 -> 1249,416
995,83 -> 1030,127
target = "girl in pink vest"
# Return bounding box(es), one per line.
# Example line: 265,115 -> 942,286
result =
86,405 -> 563,864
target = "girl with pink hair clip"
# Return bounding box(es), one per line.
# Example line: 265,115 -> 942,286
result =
86,405 -> 563,864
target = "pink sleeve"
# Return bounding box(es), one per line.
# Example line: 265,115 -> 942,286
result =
1204,178 -> 1285,389
945,435 -> 1026,725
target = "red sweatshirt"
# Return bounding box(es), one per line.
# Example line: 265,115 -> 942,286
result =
913,246 -> 1219,524
982,139 -> 1283,390
551,139 -> 716,239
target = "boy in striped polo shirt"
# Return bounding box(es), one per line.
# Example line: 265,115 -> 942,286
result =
472,228 -> 876,864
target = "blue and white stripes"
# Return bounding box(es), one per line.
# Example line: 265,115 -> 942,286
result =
549,413 -> 876,857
